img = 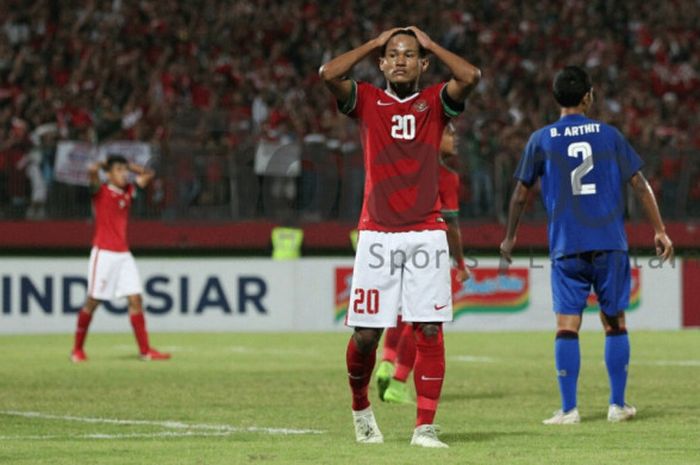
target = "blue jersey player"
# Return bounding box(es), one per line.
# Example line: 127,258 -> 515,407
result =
499,66 -> 673,425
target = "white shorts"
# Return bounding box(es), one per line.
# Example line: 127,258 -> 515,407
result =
346,230 -> 452,328
88,247 -> 143,300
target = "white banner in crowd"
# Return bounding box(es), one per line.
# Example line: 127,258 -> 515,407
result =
0,257 -> 681,334
53,141 -> 97,186
97,141 -> 152,167
54,141 -> 153,186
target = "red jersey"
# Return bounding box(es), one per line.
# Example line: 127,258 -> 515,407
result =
438,164 -> 460,217
342,81 -> 461,232
92,183 -> 135,251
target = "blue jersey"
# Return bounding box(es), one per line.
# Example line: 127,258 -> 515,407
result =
514,114 -> 643,258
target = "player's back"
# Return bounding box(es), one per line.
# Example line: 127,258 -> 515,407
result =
516,114 -> 643,258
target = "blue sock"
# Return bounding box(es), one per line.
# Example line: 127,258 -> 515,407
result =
555,331 -> 580,412
605,329 -> 630,406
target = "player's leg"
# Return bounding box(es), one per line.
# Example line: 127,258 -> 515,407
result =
125,294 -> 170,361
348,328 -> 383,410
376,315 -> 405,400
383,322 -> 416,404
347,327 -> 384,443
117,253 -> 170,360
71,296 -> 101,362
594,251 -> 634,421
72,247 -> 115,362
544,255 -> 591,424
346,231 -> 401,443
401,230 -> 451,447
544,313 -> 583,424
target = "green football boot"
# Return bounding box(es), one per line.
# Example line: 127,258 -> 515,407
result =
375,360 -> 394,401
383,379 -> 413,404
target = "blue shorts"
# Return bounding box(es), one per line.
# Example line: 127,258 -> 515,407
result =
551,250 -> 631,316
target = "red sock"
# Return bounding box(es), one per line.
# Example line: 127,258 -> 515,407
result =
393,323 -> 416,382
382,315 -> 404,362
413,324 -> 445,426
346,336 -> 377,411
129,313 -> 150,354
73,309 -> 93,351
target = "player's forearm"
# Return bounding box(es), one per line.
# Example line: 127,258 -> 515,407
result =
446,218 -> 465,270
504,182 -> 529,240
88,163 -> 100,186
128,162 -> 152,176
426,41 -> 481,88
319,40 -> 379,82
632,175 -> 666,234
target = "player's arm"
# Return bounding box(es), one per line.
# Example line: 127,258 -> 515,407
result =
128,162 -> 155,189
88,162 -> 102,193
499,181 -> 532,264
445,214 -> 469,281
407,26 -> 481,102
629,171 -> 674,262
319,27 -> 403,104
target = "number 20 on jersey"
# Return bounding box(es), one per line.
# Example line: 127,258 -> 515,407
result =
353,288 -> 379,314
391,115 -> 416,140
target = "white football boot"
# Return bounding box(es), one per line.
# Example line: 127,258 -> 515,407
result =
410,424 -> 449,448
542,408 -> 581,425
352,407 -> 383,443
607,404 -> 637,422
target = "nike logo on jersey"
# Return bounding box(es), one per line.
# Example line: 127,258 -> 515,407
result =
420,376 -> 444,381
434,304 -> 448,310
376,100 -> 395,106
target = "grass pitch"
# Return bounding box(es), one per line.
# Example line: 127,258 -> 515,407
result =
0,331 -> 698,465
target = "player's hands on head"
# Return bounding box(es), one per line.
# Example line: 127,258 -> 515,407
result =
654,232 -> 674,263
406,26 -> 433,50
374,27 -> 404,48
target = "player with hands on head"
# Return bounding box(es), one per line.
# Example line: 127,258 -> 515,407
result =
71,155 -> 171,363
321,25 -> 480,447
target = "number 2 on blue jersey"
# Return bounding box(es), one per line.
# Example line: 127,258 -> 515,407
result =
568,141 -> 596,195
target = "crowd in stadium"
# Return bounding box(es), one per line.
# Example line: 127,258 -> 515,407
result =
0,0 -> 698,221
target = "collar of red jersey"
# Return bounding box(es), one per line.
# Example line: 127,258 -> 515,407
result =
107,183 -> 126,194
383,89 -> 419,103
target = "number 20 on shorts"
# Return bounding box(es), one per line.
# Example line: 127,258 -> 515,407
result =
353,288 -> 380,314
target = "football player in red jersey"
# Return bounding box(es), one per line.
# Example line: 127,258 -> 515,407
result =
378,123 -> 469,404
320,26 -> 480,447
71,155 -> 170,362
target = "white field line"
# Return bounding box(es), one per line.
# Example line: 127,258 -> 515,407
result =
449,356 -> 699,367
0,411 -> 324,435
635,360 -> 700,367
0,431 -> 235,440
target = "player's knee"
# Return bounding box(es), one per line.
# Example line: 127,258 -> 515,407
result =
352,329 -> 381,354
416,323 -> 442,341
127,295 -> 143,312
84,297 -> 101,313
601,311 -> 625,332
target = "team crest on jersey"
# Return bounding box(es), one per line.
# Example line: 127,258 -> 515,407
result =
412,99 -> 428,112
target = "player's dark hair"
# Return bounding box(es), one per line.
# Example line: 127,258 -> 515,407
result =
553,66 -> 592,107
104,154 -> 128,170
380,29 -> 426,57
